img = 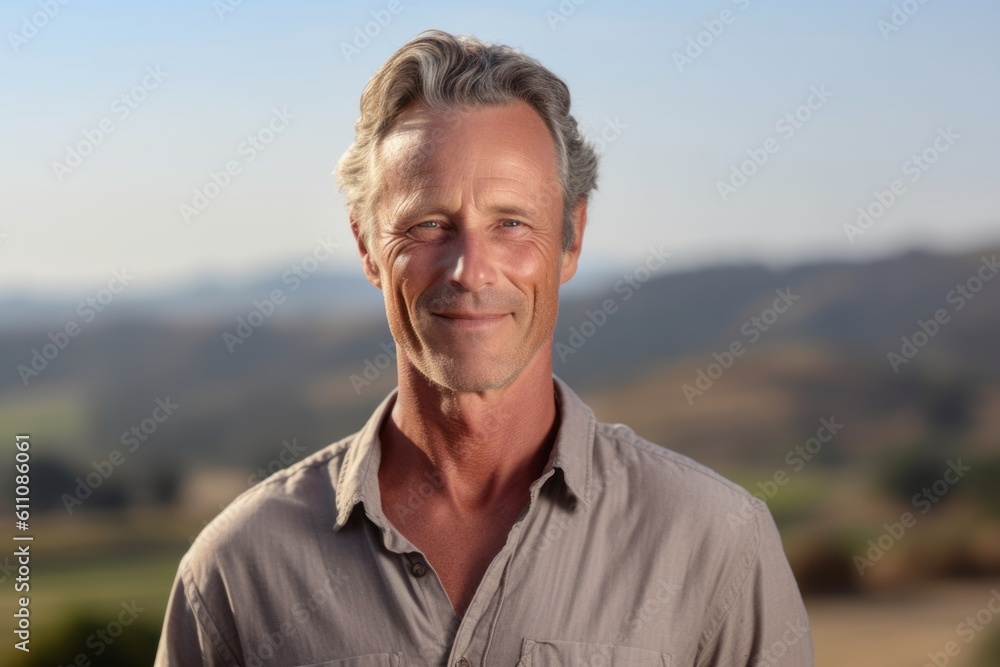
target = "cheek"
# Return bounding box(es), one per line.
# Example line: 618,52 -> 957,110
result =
385,251 -> 433,313
534,276 -> 561,317
503,247 -> 561,316
502,241 -> 556,282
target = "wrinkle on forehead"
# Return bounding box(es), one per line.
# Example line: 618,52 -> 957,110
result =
372,101 -> 561,220
385,179 -> 544,226
375,104 -> 458,185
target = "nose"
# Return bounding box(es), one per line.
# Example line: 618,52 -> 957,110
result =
444,228 -> 497,292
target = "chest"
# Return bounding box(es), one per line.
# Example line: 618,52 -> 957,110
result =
238,484 -> 693,666
380,488 -> 528,617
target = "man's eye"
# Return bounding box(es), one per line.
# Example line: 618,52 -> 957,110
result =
501,219 -> 522,227
416,221 -> 440,228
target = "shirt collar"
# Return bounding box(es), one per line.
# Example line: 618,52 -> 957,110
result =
332,374 -> 595,531
547,374 -> 595,506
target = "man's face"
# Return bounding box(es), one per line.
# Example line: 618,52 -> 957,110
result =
354,100 -> 585,393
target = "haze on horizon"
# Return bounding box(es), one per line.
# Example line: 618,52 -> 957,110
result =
1,0 -> 998,296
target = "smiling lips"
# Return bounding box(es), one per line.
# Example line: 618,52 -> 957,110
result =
435,311 -> 507,319
431,312 -> 511,329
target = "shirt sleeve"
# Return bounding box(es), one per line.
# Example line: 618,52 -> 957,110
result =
154,557 -> 242,667
696,498 -> 815,667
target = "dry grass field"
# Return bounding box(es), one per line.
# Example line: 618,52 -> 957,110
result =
808,579 -> 1000,666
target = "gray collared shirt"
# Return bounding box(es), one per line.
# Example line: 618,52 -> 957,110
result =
155,375 -> 813,667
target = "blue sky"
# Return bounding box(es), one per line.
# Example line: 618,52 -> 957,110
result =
1,0 -> 998,294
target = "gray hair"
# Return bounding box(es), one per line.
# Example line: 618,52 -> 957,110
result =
335,29 -> 599,251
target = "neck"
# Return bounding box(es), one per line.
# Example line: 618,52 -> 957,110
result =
379,348 -> 559,512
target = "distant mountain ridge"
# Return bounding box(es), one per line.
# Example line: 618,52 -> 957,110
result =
1,244 -> 997,488
0,260 -> 629,330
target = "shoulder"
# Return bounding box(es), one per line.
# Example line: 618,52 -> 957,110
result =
591,420 -> 770,544
162,439 -> 358,663
181,437 -> 353,579
588,420 -> 791,635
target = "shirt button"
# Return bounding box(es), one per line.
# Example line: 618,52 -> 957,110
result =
455,658 -> 471,667
410,560 -> 427,577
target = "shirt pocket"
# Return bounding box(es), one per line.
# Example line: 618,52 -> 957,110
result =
294,654 -> 404,667
517,637 -> 671,667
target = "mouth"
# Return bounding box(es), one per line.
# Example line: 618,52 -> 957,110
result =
431,312 -> 511,329
434,312 -> 509,320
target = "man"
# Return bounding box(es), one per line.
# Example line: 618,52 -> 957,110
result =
156,29 -> 813,666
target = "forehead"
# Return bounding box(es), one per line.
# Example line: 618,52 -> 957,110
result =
373,100 -> 561,203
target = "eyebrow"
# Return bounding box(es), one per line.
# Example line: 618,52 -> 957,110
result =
388,190 -> 541,222
490,203 -> 536,219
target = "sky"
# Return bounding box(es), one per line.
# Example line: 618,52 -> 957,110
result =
1,0 -> 998,296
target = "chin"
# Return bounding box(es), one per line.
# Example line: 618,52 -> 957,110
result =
420,353 -> 527,394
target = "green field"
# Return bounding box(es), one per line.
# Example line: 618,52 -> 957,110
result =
3,550 -> 180,666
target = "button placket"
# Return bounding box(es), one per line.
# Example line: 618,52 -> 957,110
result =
450,497 -> 542,667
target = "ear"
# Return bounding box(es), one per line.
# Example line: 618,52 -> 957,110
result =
351,216 -> 382,289
559,197 -> 587,285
